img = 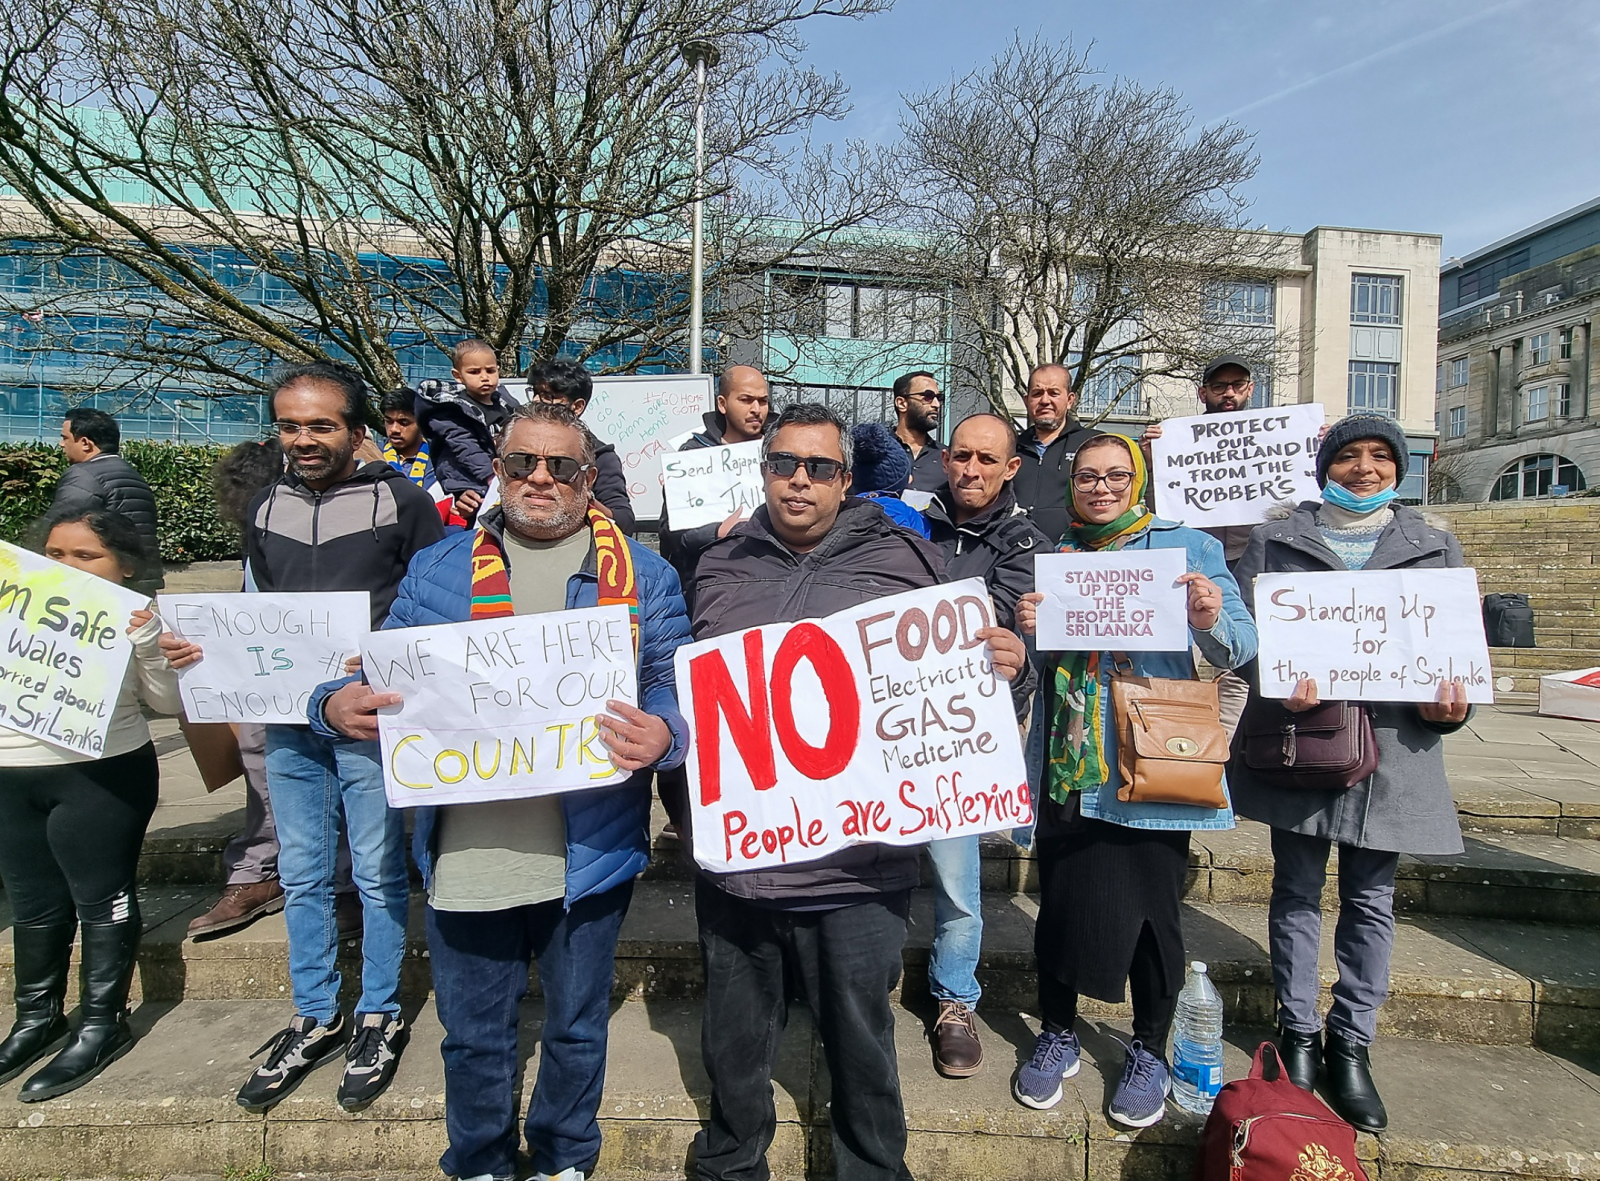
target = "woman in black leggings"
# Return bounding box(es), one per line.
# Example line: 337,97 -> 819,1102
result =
0,508 -> 180,1101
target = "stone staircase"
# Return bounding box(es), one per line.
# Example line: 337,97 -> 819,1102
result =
3,711 -> 1600,1180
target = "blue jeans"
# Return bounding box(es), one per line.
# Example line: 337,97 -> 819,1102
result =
264,725 -> 409,1023
427,883 -> 633,1180
926,835 -> 983,1008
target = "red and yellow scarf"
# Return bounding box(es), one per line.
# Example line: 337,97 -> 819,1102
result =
468,506 -> 639,651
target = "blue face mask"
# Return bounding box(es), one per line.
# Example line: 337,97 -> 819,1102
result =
1320,480 -> 1399,513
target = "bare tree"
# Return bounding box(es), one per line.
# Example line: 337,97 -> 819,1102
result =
0,0 -> 893,397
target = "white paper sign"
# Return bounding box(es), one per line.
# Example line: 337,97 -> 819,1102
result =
901,489 -> 937,512
1151,404 -> 1325,528
0,541 -> 147,754
1254,569 -> 1495,704
159,592 -> 372,725
1034,550 -> 1190,651
661,441 -> 764,530
675,578 -> 1032,874
363,604 -> 638,807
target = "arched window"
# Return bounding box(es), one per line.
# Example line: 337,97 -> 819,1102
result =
1489,453 -> 1587,501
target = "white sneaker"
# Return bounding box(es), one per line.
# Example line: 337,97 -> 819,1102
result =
534,1171 -> 586,1181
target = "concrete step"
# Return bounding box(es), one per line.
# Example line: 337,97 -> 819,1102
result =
3,998 -> 1598,1180
5,882 -> 1597,1052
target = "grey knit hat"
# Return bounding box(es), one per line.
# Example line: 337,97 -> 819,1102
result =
1316,414 -> 1409,487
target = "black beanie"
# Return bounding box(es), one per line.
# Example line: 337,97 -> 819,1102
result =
1316,415 -> 1409,487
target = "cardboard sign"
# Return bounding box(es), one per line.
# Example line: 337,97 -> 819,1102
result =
0,540 -> 148,754
661,441 -> 764,530
1254,569 -> 1495,704
363,604 -> 638,807
159,593 -> 372,725
1151,404 -> 1325,528
1033,550 -> 1190,651
675,578 -> 1032,874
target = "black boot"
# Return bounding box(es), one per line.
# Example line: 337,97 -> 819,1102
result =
1322,1031 -> 1387,1133
0,922 -> 76,1085
20,918 -> 139,1102
1277,1026 -> 1322,1092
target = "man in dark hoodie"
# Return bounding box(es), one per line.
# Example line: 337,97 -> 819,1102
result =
160,362 -> 444,1116
1010,362 -> 1102,546
688,402 -> 1028,1181
526,358 -> 637,534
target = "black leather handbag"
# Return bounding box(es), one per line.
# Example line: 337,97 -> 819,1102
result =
1237,696 -> 1377,791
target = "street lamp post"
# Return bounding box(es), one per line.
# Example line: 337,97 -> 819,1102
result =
681,39 -> 719,376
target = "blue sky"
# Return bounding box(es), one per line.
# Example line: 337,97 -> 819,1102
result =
798,0 -> 1600,258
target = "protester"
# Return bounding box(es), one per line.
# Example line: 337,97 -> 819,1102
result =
1015,434 -> 1255,1129
380,387 -> 435,488
315,400 -> 690,1181
1229,415 -> 1470,1133
890,369 -> 946,491
0,508 -> 180,1101
915,412 -> 1050,1078
687,402 -> 1029,1181
160,362 -> 444,1113
418,340 -> 515,519
50,408 -> 162,593
850,422 -> 933,537
525,359 -> 637,533
1010,364 -> 1102,546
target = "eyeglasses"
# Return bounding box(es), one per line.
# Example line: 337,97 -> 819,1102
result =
763,452 -> 846,482
273,421 -> 346,438
1072,470 -> 1136,492
1204,378 -> 1251,393
903,391 -> 941,403
499,452 -> 592,484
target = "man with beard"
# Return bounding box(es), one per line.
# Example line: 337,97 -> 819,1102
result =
160,363 -> 444,1114
1010,364 -> 1101,546
891,370 -> 947,492
316,400 -> 690,1181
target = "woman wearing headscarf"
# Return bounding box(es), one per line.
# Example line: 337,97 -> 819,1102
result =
1230,415 -> 1470,1133
1014,434 -> 1256,1128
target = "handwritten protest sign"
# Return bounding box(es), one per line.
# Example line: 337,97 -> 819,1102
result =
1034,550 -> 1190,651
675,578 -> 1031,874
661,441 -> 764,530
363,604 -> 637,807
159,593 -> 372,725
1152,404 -> 1325,528
0,540 -> 147,754
1255,569 -> 1494,704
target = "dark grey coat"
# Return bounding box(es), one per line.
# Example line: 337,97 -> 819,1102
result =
1229,502 -> 1468,855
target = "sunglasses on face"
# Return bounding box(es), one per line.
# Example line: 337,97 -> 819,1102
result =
1072,469 -> 1136,492
903,391 -> 941,403
499,452 -> 592,484
763,452 -> 846,482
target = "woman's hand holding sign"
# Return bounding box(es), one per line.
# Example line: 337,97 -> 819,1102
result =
1179,572 -> 1223,631
1418,678 -> 1470,726
1016,591 -> 1043,637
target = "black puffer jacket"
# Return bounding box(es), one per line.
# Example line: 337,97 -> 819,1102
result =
50,453 -> 162,593
1011,418 -> 1102,547
690,497 -> 945,904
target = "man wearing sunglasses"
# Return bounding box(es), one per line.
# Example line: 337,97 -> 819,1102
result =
314,400 -> 691,1181
891,369 -> 948,491
687,403 -> 1029,1181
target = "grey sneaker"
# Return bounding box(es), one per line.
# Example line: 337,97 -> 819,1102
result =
337,1012 -> 408,1111
1107,1038 -> 1171,1128
236,1013 -> 346,1112
1012,1028 -> 1080,1109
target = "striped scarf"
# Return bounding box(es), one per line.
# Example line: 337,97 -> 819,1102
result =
384,441 -> 431,486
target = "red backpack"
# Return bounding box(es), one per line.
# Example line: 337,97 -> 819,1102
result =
1193,1041 -> 1369,1181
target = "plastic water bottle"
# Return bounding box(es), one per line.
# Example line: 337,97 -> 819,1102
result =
1171,960 -> 1224,1116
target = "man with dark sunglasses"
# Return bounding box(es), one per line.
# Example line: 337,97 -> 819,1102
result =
892,369 -> 947,491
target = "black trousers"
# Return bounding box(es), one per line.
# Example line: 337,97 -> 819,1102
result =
0,745 -> 159,926
1037,922 -> 1180,1057
692,879 -> 914,1181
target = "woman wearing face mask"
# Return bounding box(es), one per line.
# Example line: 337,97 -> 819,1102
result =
1230,415 -> 1470,1133
1015,435 -> 1256,1129
0,508 -> 181,1101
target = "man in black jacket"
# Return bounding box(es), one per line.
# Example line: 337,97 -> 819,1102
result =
1010,363 -> 1101,546
688,403 -> 1027,1181
526,359 -> 637,534
51,408 -> 162,593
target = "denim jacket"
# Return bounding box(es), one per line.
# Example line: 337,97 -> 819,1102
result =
1021,518 -> 1257,839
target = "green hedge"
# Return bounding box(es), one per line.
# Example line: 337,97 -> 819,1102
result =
0,441 -> 240,563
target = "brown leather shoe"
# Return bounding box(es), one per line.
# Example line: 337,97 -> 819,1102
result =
336,892 -> 363,941
931,1000 -> 983,1078
187,881 -> 285,940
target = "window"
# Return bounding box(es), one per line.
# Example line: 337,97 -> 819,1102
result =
1450,356 -> 1469,388
1491,454 -> 1587,500
1435,363 -> 1445,395
1560,328 -> 1574,360
1449,406 -> 1466,438
1529,332 -> 1551,365
1455,247 -> 1529,304
1207,280 -> 1275,326
797,279 -> 946,342
1347,361 -> 1399,416
1526,385 -> 1549,421
1351,274 -> 1403,325
1555,383 -> 1572,417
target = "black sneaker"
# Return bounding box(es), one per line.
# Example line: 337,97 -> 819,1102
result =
337,1012 -> 408,1111
236,1013 -> 347,1113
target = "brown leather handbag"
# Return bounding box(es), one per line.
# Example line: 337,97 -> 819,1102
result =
1237,696 -> 1377,791
1109,658 -> 1231,809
